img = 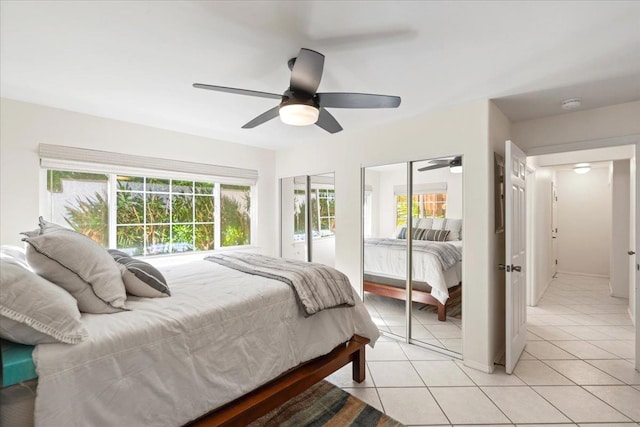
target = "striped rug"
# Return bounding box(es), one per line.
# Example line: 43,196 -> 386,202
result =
250,380 -> 404,427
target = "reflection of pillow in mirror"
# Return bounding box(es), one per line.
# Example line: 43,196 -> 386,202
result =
432,218 -> 445,230
444,218 -> 462,241
424,229 -> 450,242
417,218 -> 433,229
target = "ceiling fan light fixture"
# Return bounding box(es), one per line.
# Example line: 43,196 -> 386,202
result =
450,165 -> 463,174
279,104 -> 319,126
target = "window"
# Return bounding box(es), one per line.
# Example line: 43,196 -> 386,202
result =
45,169 -> 253,256
292,186 -> 335,239
396,193 -> 447,226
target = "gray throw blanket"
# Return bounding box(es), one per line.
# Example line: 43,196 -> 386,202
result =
364,238 -> 462,270
205,253 -> 355,316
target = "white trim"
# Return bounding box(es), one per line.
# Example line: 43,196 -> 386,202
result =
39,144 -> 258,185
525,135 -> 640,156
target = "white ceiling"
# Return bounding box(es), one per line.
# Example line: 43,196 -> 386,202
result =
2,1 -> 640,150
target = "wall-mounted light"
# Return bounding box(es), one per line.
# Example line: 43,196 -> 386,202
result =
450,165 -> 462,174
573,163 -> 591,174
279,104 -> 319,126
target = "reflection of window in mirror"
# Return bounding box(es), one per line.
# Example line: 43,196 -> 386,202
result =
395,193 -> 447,226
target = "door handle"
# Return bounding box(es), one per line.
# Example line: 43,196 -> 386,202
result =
499,264 -> 522,272
552,236 -> 557,239
629,251 -> 636,255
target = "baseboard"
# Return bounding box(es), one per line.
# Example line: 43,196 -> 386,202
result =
532,277 -> 553,306
556,270 -> 610,279
463,359 -> 495,374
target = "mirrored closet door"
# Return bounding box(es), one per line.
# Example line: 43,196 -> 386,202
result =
281,173 -> 335,267
362,157 -> 463,356
363,163 -> 408,340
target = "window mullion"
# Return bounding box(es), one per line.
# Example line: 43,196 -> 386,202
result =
109,174 -> 117,248
214,183 -> 221,250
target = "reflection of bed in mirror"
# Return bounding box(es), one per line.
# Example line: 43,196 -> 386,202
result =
363,225 -> 462,321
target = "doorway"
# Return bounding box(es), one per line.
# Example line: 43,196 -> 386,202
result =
522,143 -> 638,371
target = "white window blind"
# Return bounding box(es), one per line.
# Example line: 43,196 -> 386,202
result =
393,182 -> 447,195
39,144 -> 258,185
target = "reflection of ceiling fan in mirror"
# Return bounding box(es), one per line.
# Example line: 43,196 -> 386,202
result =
417,156 -> 462,174
193,48 -> 401,134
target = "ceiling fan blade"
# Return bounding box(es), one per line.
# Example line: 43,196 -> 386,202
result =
193,83 -> 281,100
241,106 -> 280,129
315,108 -> 343,134
290,48 -> 324,94
417,164 -> 448,172
317,92 -> 401,109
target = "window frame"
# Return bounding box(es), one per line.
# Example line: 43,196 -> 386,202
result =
41,165 -> 257,257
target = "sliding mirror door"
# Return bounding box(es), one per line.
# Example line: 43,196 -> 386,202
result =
280,173 -> 335,266
281,176 -> 308,261
309,173 -> 336,267
410,157 -> 463,355
363,163 -> 408,339
362,157 -> 463,356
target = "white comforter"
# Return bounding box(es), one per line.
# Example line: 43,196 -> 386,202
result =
364,240 -> 462,304
33,260 -> 379,427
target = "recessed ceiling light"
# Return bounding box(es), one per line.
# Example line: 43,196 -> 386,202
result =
562,98 -> 582,110
573,163 -> 591,174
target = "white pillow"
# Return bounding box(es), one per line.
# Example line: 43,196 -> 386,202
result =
444,218 -> 462,241
0,245 -> 30,270
432,218 -> 445,230
0,257 -> 88,344
23,228 -> 127,314
417,218 -> 433,229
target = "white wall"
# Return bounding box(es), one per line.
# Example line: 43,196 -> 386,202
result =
526,167 -> 556,305
555,166 -> 611,277
512,101 -> 640,153
610,160 -> 630,298
0,98 -> 277,255
277,100 -> 500,371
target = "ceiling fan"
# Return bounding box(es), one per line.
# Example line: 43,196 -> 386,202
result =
193,48 -> 401,134
417,156 -> 463,174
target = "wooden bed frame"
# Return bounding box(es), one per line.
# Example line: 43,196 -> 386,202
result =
188,334 -> 369,427
364,280 -> 462,321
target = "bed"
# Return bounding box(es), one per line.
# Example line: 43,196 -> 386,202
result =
1,256 -> 379,427
363,238 -> 462,321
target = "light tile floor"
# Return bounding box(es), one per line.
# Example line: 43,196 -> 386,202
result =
328,273 -> 639,426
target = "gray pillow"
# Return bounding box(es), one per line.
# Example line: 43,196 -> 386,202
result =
108,250 -> 170,298
23,228 -> 127,314
423,229 -> 451,242
0,258 -> 88,344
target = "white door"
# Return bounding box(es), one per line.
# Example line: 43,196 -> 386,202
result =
551,184 -> 558,277
505,140 -> 528,374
